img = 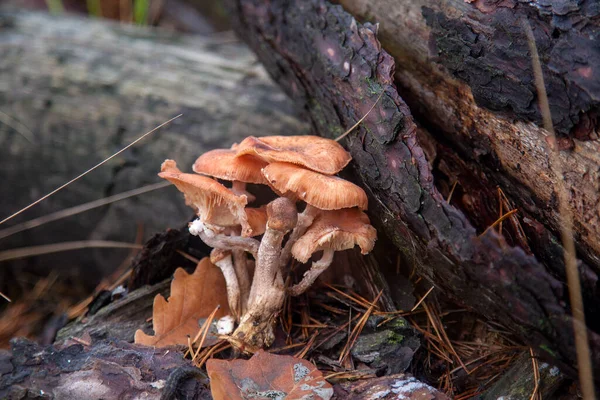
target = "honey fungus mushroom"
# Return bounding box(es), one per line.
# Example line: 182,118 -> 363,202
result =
235,135 -> 351,175
289,208 -> 377,296
160,160 -> 262,318
193,148 -> 268,201
261,161 -> 368,268
232,197 -> 298,350
158,135 -> 377,353
160,160 -> 250,232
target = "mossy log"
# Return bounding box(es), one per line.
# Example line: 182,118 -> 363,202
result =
224,0 -> 600,383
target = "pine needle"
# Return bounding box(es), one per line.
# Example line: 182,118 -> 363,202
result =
529,348 -> 541,400
479,209 -> 518,238
338,290 -> 383,363
294,330 -> 319,359
0,114 -> 182,226
175,250 -> 201,264
411,286 -> 435,312
423,302 -> 469,374
192,305 -> 221,361
334,91 -> 385,142
447,181 -> 458,203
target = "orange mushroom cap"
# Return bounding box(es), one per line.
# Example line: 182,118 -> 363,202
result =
160,160 -> 256,236
193,149 -> 268,185
235,135 -> 351,175
291,208 -> 377,263
261,162 -> 368,211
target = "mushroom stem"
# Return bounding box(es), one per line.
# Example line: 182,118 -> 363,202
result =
232,249 -> 251,314
231,181 -> 256,202
232,197 -> 297,350
249,223 -> 286,301
288,249 -> 335,296
211,249 -> 241,321
280,205 -> 319,270
189,219 -> 259,259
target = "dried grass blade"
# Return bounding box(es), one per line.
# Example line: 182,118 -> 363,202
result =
523,20 -> 595,399
0,114 -> 181,226
0,240 -> 143,262
0,182 -> 170,240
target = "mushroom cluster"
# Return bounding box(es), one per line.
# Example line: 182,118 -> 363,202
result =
160,135 -> 377,351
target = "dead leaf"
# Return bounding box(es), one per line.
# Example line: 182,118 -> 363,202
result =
206,350 -> 333,400
134,257 -> 230,347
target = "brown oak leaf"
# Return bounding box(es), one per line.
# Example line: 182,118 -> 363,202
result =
134,257 -> 230,347
206,350 -> 333,400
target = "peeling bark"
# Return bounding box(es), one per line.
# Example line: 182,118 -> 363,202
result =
225,0 -> 600,381
337,0 -> 600,271
0,338 -> 210,399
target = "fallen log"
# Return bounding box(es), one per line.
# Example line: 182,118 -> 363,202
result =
0,337 -> 211,399
0,8 -> 308,290
224,0 -> 600,382
336,0 -> 600,302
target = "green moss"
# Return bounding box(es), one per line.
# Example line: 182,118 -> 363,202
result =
364,76 -> 382,96
388,332 -> 405,344
539,344 -> 557,358
308,98 -> 343,138
388,317 -> 408,329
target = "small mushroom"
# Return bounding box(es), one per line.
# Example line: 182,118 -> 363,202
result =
261,162 -> 368,210
261,161 -> 368,267
159,160 -> 251,234
233,197 -> 298,349
235,135 -> 351,175
289,208 -> 377,296
193,149 -> 268,201
210,249 -> 241,320
160,159 -> 260,314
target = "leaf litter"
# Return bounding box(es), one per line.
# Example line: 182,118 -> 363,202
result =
207,350 -> 333,400
134,257 -> 230,347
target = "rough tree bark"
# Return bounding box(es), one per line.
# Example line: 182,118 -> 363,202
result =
336,0 -> 600,295
224,0 -> 600,382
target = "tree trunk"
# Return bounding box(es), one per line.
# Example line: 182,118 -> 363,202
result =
336,0 -> 600,291
224,0 -> 600,382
